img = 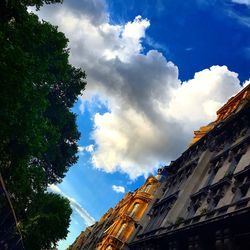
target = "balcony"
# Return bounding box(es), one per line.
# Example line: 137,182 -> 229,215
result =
120,212 -> 134,222
210,177 -> 232,191
107,234 -> 126,248
154,191 -> 179,208
134,190 -> 152,202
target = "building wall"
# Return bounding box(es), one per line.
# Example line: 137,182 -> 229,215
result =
97,176 -> 160,250
69,176 -> 160,250
190,83 -> 250,146
129,86 -> 250,250
70,84 -> 250,250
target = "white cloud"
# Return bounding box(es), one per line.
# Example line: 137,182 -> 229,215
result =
112,185 -> 125,193
67,197 -> 95,226
77,146 -> 85,152
231,0 -> 250,5
48,184 -> 95,226
243,79 -> 250,87
37,1 -> 245,180
91,64 -> 242,179
85,144 -> 94,152
78,144 -> 94,153
225,5 -> 250,28
123,15 -> 149,39
48,184 -> 62,194
165,66 -> 241,130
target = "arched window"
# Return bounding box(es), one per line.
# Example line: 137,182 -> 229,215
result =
116,223 -> 127,239
130,203 -> 140,217
144,184 -> 152,193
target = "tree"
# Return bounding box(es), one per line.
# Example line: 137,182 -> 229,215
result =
21,193 -> 72,250
0,0 -> 62,23
0,1 -> 86,248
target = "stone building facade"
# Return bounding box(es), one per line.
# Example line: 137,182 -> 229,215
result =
190,83 -> 250,145
69,176 -> 160,250
129,85 -> 250,249
69,84 -> 250,250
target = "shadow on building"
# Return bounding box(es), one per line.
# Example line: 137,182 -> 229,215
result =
69,84 -> 250,250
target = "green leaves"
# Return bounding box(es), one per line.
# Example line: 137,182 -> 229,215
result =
21,193 -> 72,250
0,1 -> 86,248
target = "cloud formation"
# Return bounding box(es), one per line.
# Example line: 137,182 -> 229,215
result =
48,184 -> 95,226
67,196 -> 95,226
225,1 -> 250,28
37,1 -> 245,179
78,144 -> 94,153
112,185 -> 125,193
231,0 -> 250,5
165,66 -> 241,129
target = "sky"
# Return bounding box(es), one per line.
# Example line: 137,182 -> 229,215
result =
32,0 -> 250,249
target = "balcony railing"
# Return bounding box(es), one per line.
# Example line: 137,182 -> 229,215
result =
134,190 -> 152,202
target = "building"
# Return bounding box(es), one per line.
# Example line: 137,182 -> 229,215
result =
190,83 -> 250,145
129,84 -> 250,249
67,208 -> 117,250
67,225 -> 94,250
69,175 -> 161,250
70,84 -> 250,250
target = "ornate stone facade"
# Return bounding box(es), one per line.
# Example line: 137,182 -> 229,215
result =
70,84 -> 250,250
190,83 -> 250,145
69,176 -> 160,250
129,85 -> 250,249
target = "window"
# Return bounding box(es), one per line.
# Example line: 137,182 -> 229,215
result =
116,223 -> 127,239
144,184 -> 152,193
130,203 -> 140,217
232,176 -> 250,203
207,188 -> 224,211
225,158 -> 237,177
204,166 -> 217,187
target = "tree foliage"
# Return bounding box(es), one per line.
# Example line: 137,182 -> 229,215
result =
0,0 -> 86,249
21,193 -> 72,249
0,0 -> 62,23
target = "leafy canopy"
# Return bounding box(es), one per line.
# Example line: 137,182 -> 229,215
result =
21,193 -> 72,250
0,0 -> 86,249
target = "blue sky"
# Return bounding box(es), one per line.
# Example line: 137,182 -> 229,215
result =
35,0 -> 250,249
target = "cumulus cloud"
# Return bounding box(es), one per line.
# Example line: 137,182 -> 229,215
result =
31,0 -> 107,25
37,1 -> 245,180
48,184 -> 95,226
165,66 -> 241,129
112,185 -> 125,193
243,79 -> 250,87
91,64 -> 242,179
